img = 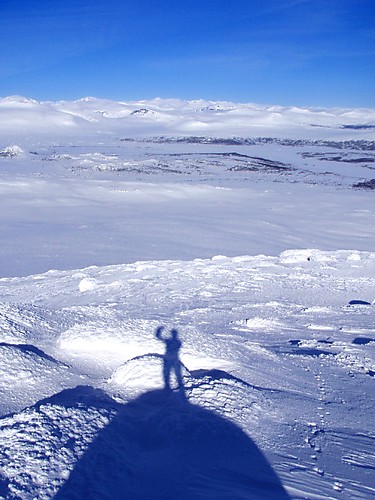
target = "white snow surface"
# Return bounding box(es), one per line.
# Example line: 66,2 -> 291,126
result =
1,95 -> 375,141
0,252 -> 375,499
0,96 -> 375,499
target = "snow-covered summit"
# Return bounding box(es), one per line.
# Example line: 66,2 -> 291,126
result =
0,95 -> 40,105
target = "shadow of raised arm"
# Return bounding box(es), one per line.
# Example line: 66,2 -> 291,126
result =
155,326 -> 165,340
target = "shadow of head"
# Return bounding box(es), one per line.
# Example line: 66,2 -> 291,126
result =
55,386 -> 290,499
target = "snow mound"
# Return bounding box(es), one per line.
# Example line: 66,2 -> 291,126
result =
78,277 -> 100,292
57,319 -> 161,375
108,354 -> 190,396
0,387 -> 287,500
0,386 -> 116,499
0,303 -> 63,345
0,145 -> 23,157
0,343 -> 81,415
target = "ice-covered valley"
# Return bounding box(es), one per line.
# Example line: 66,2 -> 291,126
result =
0,96 -> 374,499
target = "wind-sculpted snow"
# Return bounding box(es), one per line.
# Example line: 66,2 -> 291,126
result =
0,250 -> 374,498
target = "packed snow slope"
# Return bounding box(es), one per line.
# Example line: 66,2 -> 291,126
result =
0,251 -> 374,499
0,96 -> 374,499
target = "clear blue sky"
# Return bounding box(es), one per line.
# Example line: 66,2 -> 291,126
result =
1,0 -> 374,106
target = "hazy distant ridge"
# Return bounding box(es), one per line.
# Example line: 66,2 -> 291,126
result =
1,95 -> 375,140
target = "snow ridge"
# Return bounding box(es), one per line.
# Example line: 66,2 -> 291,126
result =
1,95 -> 375,140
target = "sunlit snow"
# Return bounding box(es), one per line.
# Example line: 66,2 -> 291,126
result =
0,96 -> 374,499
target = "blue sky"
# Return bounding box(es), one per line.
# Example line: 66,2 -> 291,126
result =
1,0 -> 374,106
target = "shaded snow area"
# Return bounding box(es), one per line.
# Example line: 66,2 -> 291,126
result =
0,251 -> 374,499
0,96 -> 375,499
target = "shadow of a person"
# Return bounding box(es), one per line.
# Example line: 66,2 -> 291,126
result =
54,387 -> 291,499
52,328 -> 291,499
156,326 -> 184,395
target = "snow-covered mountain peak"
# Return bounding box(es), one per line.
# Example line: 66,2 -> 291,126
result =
0,95 -> 374,140
0,95 -> 40,106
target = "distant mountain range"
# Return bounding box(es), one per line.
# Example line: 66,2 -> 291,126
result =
1,95 -> 375,140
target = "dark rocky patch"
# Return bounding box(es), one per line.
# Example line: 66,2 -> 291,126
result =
289,339 -> 301,346
348,300 -> 372,305
131,108 -> 151,115
342,125 -> 375,130
352,179 -> 375,190
125,136 -> 375,151
0,149 -> 18,158
346,158 -> 375,163
301,152 -> 375,163
352,337 -> 373,345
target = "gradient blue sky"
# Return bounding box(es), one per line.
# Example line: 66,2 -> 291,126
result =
1,0 -> 374,106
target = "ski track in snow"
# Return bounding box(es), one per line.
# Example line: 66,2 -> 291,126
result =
0,250 -> 374,499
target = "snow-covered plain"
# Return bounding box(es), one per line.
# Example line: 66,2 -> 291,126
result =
0,96 -> 374,499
